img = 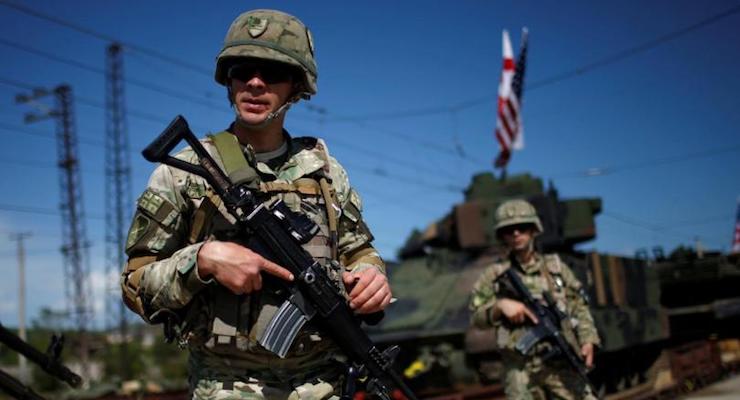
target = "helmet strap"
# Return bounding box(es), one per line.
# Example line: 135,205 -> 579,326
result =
227,85 -> 302,131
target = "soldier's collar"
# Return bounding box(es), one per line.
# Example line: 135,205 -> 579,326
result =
277,136 -> 326,180
225,124 -> 326,180
225,124 -> 296,175
515,252 -> 541,274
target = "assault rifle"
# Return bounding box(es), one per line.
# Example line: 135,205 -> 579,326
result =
0,322 -> 82,400
499,256 -> 599,396
143,115 -> 418,400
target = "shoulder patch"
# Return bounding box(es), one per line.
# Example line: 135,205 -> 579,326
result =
126,214 -> 151,250
138,190 -> 165,216
137,189 -> 179,227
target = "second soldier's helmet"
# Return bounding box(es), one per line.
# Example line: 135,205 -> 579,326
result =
494,199 -> 543,236
214,9 -> 318,99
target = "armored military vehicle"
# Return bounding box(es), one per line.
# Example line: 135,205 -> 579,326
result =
367,172 -> 739,397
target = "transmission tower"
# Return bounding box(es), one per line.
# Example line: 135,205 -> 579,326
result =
105,42 -> 132,378
16,84 -> 93,376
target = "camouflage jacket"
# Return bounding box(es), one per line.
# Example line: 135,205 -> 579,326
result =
469,253 -> 600,354
121,129 -> 384,382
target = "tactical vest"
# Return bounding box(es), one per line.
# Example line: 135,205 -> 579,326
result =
492,254 -> 576,354
182,132 -> 346,369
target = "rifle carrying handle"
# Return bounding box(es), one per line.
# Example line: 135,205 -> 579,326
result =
143,115 -> 190,162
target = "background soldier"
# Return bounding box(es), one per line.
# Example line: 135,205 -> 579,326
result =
469,199 -> 600,400
120,9 -> 391,399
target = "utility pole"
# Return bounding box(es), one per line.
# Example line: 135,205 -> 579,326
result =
105,42 -> 132,378
10,232 -> 32,383
16,84 -> 92,378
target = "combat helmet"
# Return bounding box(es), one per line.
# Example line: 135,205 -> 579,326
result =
215,9 -> 318,100
494,199 -> 543,236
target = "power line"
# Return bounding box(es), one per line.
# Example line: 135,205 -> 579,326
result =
0,121 -> 103,147
0,3 -> 486,164
664,214 -> 734,228
329,3 -> 740,122
0,76 -> 35,91
552,143 -> 740,178
0,202 -> 104,219
298,110 -> 485,164
4,78 -> 467,214
600,210 -> 725,248
5,64 -> 475,178
0,37 -> 227,112
527,3 -> 740,92
0,9 -> 483,164
0,0 -> 211,76
3,0 -> 738,170
344,160 -> 463,193
6,91 -> 468,193
306,129 -> 463,181
361,186 -> 454,217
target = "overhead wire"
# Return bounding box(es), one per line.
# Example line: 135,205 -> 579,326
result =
0,37 -> 227,112
3,73 -> 735,251
1,1 -> 735,253
0,2 -> 487,165
0,121 -> 103,147
0,202 -> 103,219
327,3 -> 740,122
0,33 -> 473,184
304,128 -> 462,180
4,74 -> 469,194
600,210 -> 727,248
551,143 -> 740,178
0,0 -> 212,76
2,0 -> 739,171
343,160 -> 463,193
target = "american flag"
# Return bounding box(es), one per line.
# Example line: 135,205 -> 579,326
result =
732,200 -> 740,253
494,28 -> 528,169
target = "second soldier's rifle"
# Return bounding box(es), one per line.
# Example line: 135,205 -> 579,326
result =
499,255 -> 599,396
0,322 -> 82,400
142,115 -> 418,400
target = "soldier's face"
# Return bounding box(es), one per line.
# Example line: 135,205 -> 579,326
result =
501,224 -> 535,251
228,61 -> 295,125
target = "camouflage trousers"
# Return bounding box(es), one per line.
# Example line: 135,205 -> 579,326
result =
502,354 -> 596,400
187,338 -> 345,399
191,378 -> 340,400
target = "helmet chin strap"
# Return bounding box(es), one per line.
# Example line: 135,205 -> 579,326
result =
232,100 -> 293,130
228,86 -> 301,131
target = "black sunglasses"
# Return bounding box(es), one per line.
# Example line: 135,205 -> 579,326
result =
227,62 -> 295,84
498,223 -> 536,236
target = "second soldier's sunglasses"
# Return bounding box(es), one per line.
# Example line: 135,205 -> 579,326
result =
227,61 -> 295,84
499,223 -> 535,236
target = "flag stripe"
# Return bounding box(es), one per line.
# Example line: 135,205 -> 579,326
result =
494,28 -> 528,168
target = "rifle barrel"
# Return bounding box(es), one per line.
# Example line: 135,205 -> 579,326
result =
0,323 -> 82,388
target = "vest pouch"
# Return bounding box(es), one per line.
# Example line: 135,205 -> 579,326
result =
205,287 -> 253,353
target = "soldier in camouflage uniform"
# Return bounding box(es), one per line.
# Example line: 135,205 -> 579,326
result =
469,200 -> 600,400
121,9 -> 391,400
